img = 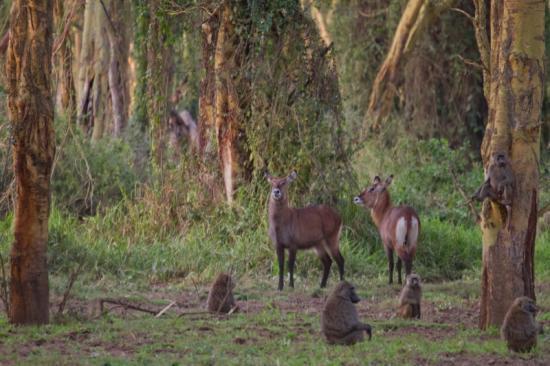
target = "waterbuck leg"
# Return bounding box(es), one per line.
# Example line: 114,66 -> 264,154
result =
319,251 -> 332,288
404,259 -> 412,276
386,248 -> 394,284
288,248 -> 297,288
396,257 -> 402,285
332,250 -> 345,281
277,246 -> 285,291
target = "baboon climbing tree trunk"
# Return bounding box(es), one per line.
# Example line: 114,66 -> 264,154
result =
6,0 -> 54,325
477,0 -> 544,329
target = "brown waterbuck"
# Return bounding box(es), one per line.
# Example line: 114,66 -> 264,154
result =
265,171 -> 345,290
353,175 -> 420,284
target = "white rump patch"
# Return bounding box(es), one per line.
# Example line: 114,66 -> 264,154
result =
395,217 -> 407,247
408,217 -> 419,247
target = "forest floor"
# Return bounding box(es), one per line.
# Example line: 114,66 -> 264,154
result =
0,274 -> 549,366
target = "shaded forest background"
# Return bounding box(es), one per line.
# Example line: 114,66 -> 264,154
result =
0,0 -> 548,284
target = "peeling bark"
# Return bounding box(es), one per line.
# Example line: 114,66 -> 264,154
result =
102,0 -> 130,137
76,0 -> 110,139
479,0 -> 544,329
199,10 -> 219,156
7,0 -> 54,325
53,0 -> 77,122
214,3 -> 242,203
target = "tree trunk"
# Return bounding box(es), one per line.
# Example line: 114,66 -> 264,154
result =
214,3 -> 239,203
147,1 -> 171,172
53,0 -> 77,123
132,0 -> 150,132
102,0 -> 130,138
76,0 -> 110,140
198,8 -> 219,157
366,0 -> 455,127
478,0 -> 544,330
6,0 -> 54,325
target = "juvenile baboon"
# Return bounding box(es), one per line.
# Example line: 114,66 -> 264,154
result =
501,296 -> 539,353
321,281 -> 372,345
206,273 -> 237,314
472,152 -> 515,229
397,273 -> 422,319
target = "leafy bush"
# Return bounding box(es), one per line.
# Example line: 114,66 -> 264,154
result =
355,136 -> 483,225
51,127 -> 140,216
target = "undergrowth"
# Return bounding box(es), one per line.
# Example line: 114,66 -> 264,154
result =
0,133 -> 548,286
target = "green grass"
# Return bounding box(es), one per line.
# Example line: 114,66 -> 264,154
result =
0,276 -> 549,366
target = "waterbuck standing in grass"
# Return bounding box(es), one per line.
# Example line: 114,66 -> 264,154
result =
265,171 -> 345,290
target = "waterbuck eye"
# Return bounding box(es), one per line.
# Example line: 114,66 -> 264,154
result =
367,187 -> 374,193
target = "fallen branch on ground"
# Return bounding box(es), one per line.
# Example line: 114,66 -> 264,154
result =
99,298 -> 158,315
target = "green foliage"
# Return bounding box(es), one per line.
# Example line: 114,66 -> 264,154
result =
51,127 -> 139,216
356,135 -> 483,225
329,0 -> 484,148
1,276 -> 549,365
131,0 -> 150,131
243,2 -> 353,203
416,218 -> 481,281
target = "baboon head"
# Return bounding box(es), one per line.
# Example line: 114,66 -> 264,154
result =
406,273 -> 421,289
265,171 -> 297,202
513,296 -> 538,315
491,152 -> 509,168
334,281 -> 361,304
354,175 -> 393,208
213,273 -> 235,292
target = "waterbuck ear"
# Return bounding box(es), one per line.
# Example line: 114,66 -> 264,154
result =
373,176 -> 381,184
264,171 -> 273,182
385,175 -> 393,186
287,170 -> 298,182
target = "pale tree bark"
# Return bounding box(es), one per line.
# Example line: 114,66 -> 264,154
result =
214,3 -> 245,204
478,0 -> 544,329
53,0 -> 79,123
366,0 -> 455,128
198,8 -> 219,157
6,0 -> 54,325
76,0 -> 110,140
101,0 -> 130,138
301,0 -> 332,47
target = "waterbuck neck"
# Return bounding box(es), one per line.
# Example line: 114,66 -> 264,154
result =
268,195 -> 290,218
370,191 -> 391,228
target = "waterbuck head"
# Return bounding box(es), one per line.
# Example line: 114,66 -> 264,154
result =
264,170 -> 297,202
353,175 -> 393,208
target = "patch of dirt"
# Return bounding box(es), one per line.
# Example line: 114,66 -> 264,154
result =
433,352 -> 550,366
233,337 -> 247,344
384,325 -> 457,341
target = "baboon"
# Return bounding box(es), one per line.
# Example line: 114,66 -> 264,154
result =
472,152 -> 515,229
501,296 -> 539,353
397,273 -> 422,319
206,273 -> 237,314
321,281 -> 372,345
